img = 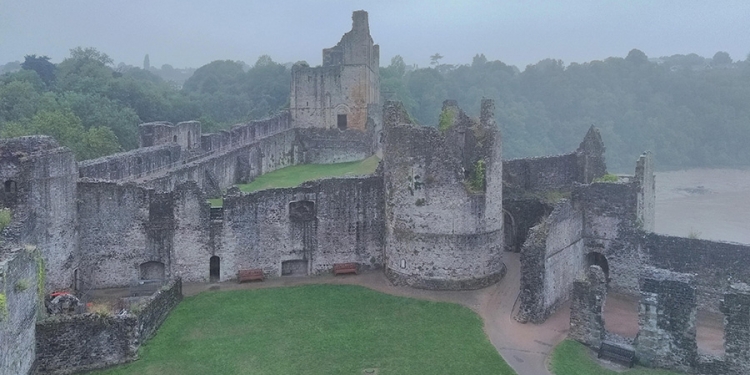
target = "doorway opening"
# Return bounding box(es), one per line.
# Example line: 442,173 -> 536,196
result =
281,259 -> 308,276
585,252 -> 610,281
210,256 -> 220,282
337,114 -> 347,130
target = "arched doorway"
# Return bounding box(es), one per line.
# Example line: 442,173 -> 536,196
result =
585,252 -> 609,280
210,256 -> 220,282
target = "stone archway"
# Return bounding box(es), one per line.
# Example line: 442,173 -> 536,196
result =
585,252 -> 609,281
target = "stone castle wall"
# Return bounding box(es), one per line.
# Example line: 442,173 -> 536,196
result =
139,121 -> 201,150
0,136 -> 79,292
0,247 -> 38,375
77,181 -> 163,288
290,10 -> 379,131
643,234 -> 750,313
34,278 -> 182,375
383,100 -> 504,290
517,200 -> 584,323
78,143 -> 181,180
215,176 -> 384,281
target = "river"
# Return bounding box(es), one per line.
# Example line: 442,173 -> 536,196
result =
655,168 -> 750,245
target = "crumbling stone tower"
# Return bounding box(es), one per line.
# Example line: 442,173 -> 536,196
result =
290,10 -> 380,131
382,100 -> 504,290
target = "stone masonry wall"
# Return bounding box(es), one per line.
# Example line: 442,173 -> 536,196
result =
78,143 -> 181,180
0,136 -> 79,292
77,181 -> 156,288
297,128 -> 376,164
35,278 -> 182,375
634,268 -> 697,372
218,176 -> 384,281
722,282 -> 750,375
569,265 -> 607,349
643,233 -> 750,313
139,121 -> 201,150
517,199 -> 584,323
171,183 -> 212,283
290,11 -> 379,131
383,100 -> 504,290
133,278 -> 182,342
0,247 -> 38,375
635,152 -> 656,232
35,313 -> 137,375
503,153 -> 580,193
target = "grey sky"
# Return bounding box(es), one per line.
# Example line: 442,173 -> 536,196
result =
1,0 -> 748,69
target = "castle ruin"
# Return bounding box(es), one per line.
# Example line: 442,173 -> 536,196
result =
1,10 -> 750,375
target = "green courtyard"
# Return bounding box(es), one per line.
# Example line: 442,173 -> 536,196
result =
93,284 -> 515,375
209,156 -> 380,207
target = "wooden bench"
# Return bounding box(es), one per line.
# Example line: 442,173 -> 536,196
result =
333,262 -> 358,276
238,269 -> 264,283
598,341 -> 635,368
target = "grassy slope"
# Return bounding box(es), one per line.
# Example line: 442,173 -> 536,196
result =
93,284 -> 515,375
208,156 -> 380,207
550,340 -> 685,375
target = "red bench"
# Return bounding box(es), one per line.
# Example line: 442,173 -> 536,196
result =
238,269 -> 264,283
333,262 -> 358,275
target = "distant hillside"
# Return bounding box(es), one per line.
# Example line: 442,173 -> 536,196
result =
2,48 -> 749,170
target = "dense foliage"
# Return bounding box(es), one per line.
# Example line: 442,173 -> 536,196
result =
383,51 -> 750,171
0,48 -> 290,160
2,47 -> 748,170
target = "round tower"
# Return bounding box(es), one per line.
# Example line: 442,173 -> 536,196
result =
382,100 -> 504,290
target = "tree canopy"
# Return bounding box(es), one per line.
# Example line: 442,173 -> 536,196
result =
1,46 -> 749,171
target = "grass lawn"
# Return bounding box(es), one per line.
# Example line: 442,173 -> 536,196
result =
550,340 -> 685,375
208,156 -> 380,207
92,284 -> 515,375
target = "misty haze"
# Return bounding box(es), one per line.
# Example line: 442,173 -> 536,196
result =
1,3 -> 749,375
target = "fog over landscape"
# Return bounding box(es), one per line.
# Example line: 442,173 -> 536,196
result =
4,4 -> 750,375
2,1 -> 749,69
1,1 -> 749,242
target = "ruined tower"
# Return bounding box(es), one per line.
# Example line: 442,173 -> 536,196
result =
0,136 -> 78,292
382,100 -> 504,290
290,10 -> 380,131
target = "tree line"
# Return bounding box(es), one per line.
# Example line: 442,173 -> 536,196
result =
0,48 -> 289,160
384,50 -> 750,171
1,47 -> 749,171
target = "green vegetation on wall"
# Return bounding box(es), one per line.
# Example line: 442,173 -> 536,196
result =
466,159 -> 486,193
0,293 -> 7,321
0,208 -> 11,232
438,107 -> 455,132
594,173 -> 619,183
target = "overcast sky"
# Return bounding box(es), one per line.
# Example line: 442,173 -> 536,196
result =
1,0 -> 748,70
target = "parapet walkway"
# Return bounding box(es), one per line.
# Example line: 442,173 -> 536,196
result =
182,252 -> 568,375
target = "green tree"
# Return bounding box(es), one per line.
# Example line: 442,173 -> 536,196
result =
430,53 -> 443,66
21,55 -> 56,86
56,47 -> 115,94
